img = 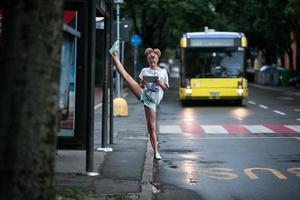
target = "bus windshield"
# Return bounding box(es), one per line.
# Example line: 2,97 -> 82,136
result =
184,47 -> 244,78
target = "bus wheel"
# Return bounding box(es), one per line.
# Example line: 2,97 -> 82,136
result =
235,99 -> 243,106
180,100 -> 190,106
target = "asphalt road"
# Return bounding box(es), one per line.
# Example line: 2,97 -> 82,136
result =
154,76 -> 300,200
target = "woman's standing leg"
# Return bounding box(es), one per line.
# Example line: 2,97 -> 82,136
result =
144,106 -> 160,158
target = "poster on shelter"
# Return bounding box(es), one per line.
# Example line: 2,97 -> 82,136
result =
58,10 -> 78,136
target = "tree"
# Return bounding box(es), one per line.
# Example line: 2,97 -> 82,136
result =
285,0 -> 300,71
123,0 -> 299,69
123,0 -> 215,51
0,0 -> 64,199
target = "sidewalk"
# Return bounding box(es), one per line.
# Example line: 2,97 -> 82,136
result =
249,83 -> 300,96
55,92 -> 155,200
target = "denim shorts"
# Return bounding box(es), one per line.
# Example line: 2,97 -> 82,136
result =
140,89 -> 156,111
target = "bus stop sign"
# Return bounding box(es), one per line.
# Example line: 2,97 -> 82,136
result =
130,34 -> 141,47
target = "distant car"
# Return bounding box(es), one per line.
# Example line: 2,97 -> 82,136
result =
289,76 -> 300,88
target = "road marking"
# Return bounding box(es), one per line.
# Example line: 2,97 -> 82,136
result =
273,110 -> 286,115
167,136 -> 298,140
181,122 -> 204,134
129,137 -> 148,140
259,104 -> 269,109
244,168 -> 287,180
223,125 -> 249,134
297,118 -> 300,122
284,125 -> 300,133
248,100 -> 256,105
159,124 -> 300,134
182,118 -> 195,121
287,168 -> 300,177
203,168 -> 238,180
159,125 -> 182,134
243,125 -> 274,133
201,125 -> 229,134
264,124 -> 297,133
94,103 -> 102,110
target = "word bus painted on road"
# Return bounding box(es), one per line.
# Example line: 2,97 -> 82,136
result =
179,28 -> 248,105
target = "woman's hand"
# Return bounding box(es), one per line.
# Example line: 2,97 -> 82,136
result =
155,79 -> 168,90
140,79 -> 146,88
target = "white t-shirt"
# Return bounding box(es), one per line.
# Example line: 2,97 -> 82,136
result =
139,67 -> 169,104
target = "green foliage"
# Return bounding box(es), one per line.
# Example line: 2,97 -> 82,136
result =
122,0 -> 300,65
58,190 -> 137,200
64,188 -> 87,200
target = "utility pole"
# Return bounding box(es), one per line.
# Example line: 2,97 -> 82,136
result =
115,0 -> 123,97
112,0 -> 128,117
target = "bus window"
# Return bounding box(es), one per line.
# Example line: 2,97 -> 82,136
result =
184,48 -> 243,79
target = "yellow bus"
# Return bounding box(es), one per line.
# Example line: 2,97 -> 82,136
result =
179,29 -> 248,105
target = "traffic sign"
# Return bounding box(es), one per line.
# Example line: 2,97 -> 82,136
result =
130,34 -> 142,47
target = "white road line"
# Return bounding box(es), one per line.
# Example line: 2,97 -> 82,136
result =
273,110 -> 286,115
201,125 -> 229,134
259,105 -> 269,109
129,137 -> 148,140
284,125 -> 300,133
248,100 -> 256,105
243,125 -> 275,133
182,118 -> 194,121
159,125 -> 182,134
297,119 -> 300,122
168,137 -> 297,140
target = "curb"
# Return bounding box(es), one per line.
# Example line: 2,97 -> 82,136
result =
249,83 -> 300,96
139,140 -> 154,200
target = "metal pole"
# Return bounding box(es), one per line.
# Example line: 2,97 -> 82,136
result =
109,5 -> 114,145
120,41 -> 125,97
109,75 -> 114,145
86,0 -> 96,173
133,46 -> 137,80
101,18 -> 109,149
115,3 -> 121,97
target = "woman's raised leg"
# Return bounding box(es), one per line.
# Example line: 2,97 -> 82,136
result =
111,53 -> 142,98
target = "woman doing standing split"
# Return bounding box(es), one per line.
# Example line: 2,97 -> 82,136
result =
110,40 -> 169,160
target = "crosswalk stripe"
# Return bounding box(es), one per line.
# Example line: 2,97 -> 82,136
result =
243,125 -> 275,133
180,122 -> 204,134
284,125 -> 300,133
159,125 -> 182,134
264,124 -> 297,133
223,125 -> 250,134
201,125 -> 229,134
159,124 -> 300,135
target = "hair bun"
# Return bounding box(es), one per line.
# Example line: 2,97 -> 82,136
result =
145,48 -> 161,57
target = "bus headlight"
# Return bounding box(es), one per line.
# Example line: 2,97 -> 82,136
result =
237,88 -> 243,96
186,86 -> 192,96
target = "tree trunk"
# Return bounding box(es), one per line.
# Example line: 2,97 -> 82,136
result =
0,0 -> 64,199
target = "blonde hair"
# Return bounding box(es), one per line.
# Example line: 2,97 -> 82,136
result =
144,48 -> 161,58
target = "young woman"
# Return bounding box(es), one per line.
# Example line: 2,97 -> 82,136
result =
110,41 -> 169,160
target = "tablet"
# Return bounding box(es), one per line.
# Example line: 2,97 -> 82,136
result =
143,76 -> 158,82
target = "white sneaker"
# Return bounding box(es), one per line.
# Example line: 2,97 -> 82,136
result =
109,40 -> 120,55
155,152 -> 162,160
